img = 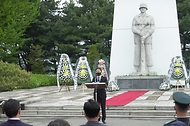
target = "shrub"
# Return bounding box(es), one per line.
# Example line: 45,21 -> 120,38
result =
0,61 -> 31,92
0,61 -> 77,92
28,74 -> 57,87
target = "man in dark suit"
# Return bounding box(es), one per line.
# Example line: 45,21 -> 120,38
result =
92,67 -> 108,124
0,99 -> 32,126
80,99 -> 105,126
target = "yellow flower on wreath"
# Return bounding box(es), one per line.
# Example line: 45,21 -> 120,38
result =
175,68 -> 181,74
81,62 -> 86,69
63,65 -> 68,70
64,70 -> 69,76
80,69 -> 86,76
175,60 -> 181,67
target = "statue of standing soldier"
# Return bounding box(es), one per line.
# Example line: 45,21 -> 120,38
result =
132,3 -> 155,74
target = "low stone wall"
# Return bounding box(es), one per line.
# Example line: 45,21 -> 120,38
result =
116,76 -> 167,89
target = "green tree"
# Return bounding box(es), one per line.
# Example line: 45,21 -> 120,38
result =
87,44 -> 100,69
55,42 -> 81,63
0,0 -> 40,63
177,0 -> 190,69
28,44 -> 45,74
23,0 -> 62,72
62,0 -> 114,58
23,0 -> 114,73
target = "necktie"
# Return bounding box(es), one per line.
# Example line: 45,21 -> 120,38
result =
98,76 -> 101,82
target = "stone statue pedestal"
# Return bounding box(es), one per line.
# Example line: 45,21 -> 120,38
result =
130,71 -> 157,76
116,76 -> 166,89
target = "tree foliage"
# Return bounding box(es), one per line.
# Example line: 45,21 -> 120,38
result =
22,0 -> 62,73
177,0 -> 190,69
28,44 -> 45,74
87,44 -> 100,69
22,0 -> 114,73
0,0 -> 40,63
62,0 -> 114,57
1,0 -> 114,73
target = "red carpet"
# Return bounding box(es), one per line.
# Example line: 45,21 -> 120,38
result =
106,90 -> 148,106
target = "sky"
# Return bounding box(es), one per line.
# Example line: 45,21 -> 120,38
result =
57,0 -> 78,7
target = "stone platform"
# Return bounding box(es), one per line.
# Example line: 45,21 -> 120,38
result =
116,76 -> 167,89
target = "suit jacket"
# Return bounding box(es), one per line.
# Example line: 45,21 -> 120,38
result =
92,76 -> 108,99
0,120 -> 32,126
80,121 -> 105,126
163,118 -> 190,126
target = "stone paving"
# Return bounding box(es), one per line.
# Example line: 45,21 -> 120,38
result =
0,86 -> 190,109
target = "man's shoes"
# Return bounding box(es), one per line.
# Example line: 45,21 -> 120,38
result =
102,121 -> 106,124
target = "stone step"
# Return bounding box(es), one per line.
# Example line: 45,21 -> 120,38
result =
0,105 -> 179,118
17,109 -> 176,117
25,105 -> 173,110
25,106 -> 82,110
0,114 -> 176,119
20,104 -> 176,118
107,106 -> 173,110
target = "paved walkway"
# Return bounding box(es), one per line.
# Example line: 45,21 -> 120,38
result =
0,86 -> 190,109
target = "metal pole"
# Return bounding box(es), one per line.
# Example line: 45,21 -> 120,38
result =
95,84 -> 98,102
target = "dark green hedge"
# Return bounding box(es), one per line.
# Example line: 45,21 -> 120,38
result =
28,74 -> 57,88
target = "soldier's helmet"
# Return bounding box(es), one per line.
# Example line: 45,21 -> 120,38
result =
173,92 -> 190,105
139,3 -> 148,10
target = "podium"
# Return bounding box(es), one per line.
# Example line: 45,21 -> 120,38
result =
85,83 -> 107,101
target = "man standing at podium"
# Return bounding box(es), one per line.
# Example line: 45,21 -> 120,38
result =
92,67 -> 108,124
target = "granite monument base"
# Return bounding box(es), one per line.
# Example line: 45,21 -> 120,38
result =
116,76 -> 166,89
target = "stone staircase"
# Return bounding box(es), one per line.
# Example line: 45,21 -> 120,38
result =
0,86 -> 188,119
11,105 -> 177,118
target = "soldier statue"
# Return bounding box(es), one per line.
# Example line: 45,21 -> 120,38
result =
132,3 -> 155,74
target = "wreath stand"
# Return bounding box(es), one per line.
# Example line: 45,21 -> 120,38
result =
175,80 -> 185,91
80,83 -> 86,92
59,81 -> 70,92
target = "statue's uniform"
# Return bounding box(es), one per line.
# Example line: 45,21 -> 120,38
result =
132,13 -> 155,71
